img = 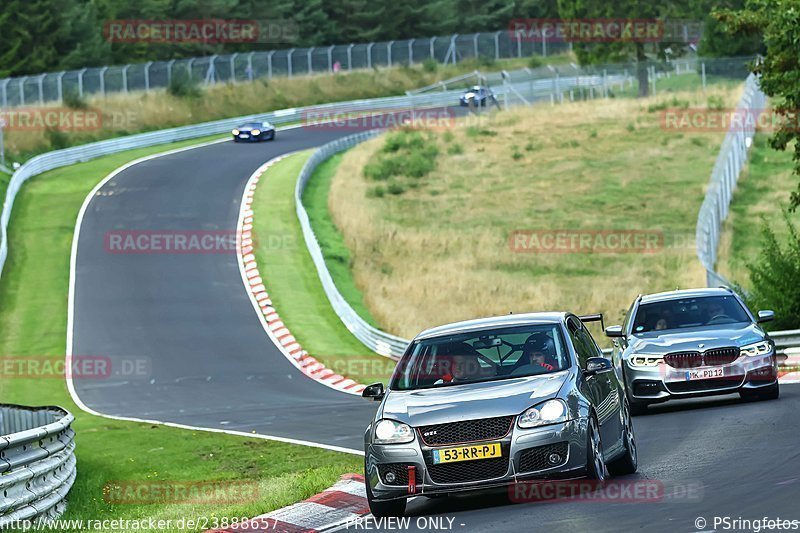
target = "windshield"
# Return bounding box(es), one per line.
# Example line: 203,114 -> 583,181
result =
390,324 -> 569,391
632,295 -> 751,333
241,122 -> 264,128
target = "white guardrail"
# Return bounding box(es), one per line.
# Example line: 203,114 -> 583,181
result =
0,405 -> 76,526
696,72 -> 767,287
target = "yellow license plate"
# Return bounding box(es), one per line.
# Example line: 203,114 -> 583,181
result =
432,443 -> 502,464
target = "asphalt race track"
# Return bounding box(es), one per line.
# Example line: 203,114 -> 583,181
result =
71,121 -> 800,531
71,126 -> 380,451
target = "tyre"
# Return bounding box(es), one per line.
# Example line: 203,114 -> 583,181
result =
232,137 -> 239,143
628,398 -> 648,416
607,400 -> 638,475
740,382 -> 779,401
585,414 -> 607,481
366,479 -> 407,517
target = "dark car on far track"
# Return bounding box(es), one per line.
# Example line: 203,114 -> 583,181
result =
232,121 -> 276,142
361,312 -> 637,517
605,287 -> 779,415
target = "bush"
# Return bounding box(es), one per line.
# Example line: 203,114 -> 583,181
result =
447,143 -> 463,155
741,210 -> 800,330
362,130 -> 439,196
707,95 -> 725,111
422,58 -> 438,73
528,55 -> 544,69
168,70 -> 202,98
62,90 -> 88,109
45,127 -> 70,150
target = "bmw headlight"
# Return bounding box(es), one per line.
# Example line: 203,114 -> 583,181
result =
251,129 -> 261,135
518,399 -> 568,429
374,419 -> 414,444
740,340 -> 772,357
232,129 -> 239,135
628,353 -> 663,367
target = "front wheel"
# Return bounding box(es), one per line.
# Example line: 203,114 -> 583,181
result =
585,415 -> 607,481
607,400 -> 638,475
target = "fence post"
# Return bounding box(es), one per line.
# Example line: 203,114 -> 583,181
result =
327,45 -> 335,72
494,31 -> 501,60
166,60 -> 174,87
19,77 -> 26,106
367,43 -> 374,69
229,53 -> 237,82
187,58 -> 195,81
288,49 -> 295,77
408,39 -> 414,64
56,71 -> 65,102
430,37 -> 435,61
267,51 -> 275,79
387,41 -> 394,67
516,33 -> 522,57
307,48 -> 314,74
1,79 -> 9,107
473,33 -> 479,58
247,52 -> 254,80
449,34 -> 458,64
347,44 -> 354,70
542,32 -> 547,57
122,65 -> 130,93
701,62 -> 706,91
144,62 -> 152,91
37,74 -> 45,105
77,68 -> 87,97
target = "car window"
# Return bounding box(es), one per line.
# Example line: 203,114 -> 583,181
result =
391,324 -> 569,391
632,295 -> 750,333
567,320 -> 596,368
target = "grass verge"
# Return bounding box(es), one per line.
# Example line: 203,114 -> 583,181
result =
326,84 -> 742,340
250,152 -> 396,384
0,137 -> 360,531
717,134 -> 800,286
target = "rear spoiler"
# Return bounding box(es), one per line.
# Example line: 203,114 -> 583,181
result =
578,313 -> 605,330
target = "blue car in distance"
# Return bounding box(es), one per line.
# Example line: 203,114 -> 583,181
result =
232,121 -> 276,142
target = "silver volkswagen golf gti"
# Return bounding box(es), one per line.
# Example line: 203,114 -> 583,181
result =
361,312 -> 638,517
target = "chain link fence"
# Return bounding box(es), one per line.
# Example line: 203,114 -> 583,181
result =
0,31 -> 576,108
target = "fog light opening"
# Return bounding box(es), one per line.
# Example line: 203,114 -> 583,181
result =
548,453 -> 562,465
385,471 -> 396,483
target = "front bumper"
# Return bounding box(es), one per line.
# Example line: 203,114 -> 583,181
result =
624,352 -> 778,404
233,130 -> 275,142
365,418 -> 589,502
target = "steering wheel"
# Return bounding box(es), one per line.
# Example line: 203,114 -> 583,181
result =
707,314 -> 733,325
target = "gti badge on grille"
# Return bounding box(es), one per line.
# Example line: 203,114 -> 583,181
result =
423,430 -> 437,437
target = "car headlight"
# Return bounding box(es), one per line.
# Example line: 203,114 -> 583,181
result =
251,129 -> 261,135
518,399 -> 568,429
373,419 -> 414,444
232,129 -> 239,135
740,340 -> 772,357
628,353 -> 663,367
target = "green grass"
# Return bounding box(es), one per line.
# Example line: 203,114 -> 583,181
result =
0,169 -> 9,207
718,134 -> 800,286
251,152 -> 396,384
612,72 -> 741,99
0,136 -> 360,531
302,153 -> 380,328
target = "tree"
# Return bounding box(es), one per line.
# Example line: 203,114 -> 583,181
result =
556,0 -> 698,97
715,0 -> 800,210
741,210 -> 800,330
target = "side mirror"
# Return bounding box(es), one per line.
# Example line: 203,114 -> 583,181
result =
605,325 -> 624,338
757,310 -> 775,323
362,382 -> 385,401
585,357 -> 613,376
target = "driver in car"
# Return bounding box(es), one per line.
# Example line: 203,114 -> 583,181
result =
512,333 -> 559,375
